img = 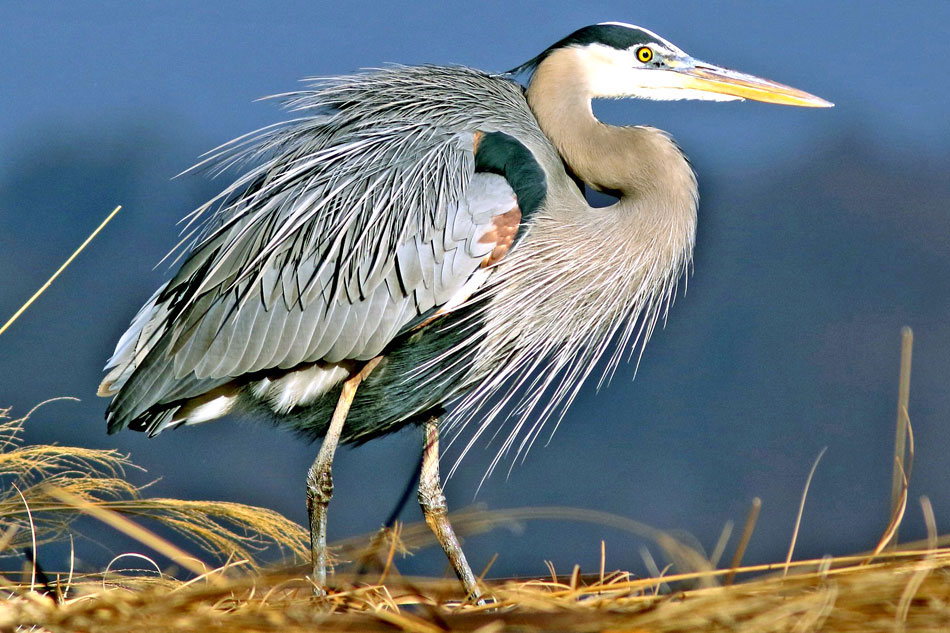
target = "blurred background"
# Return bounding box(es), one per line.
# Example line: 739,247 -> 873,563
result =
1,1 -> 948,579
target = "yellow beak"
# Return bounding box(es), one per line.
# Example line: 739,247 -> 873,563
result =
678,62 -> 833,108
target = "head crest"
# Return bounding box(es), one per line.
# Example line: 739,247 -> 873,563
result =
506,22 -> 666,77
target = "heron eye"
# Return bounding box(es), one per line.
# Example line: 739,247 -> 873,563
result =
636,46 -> 654,63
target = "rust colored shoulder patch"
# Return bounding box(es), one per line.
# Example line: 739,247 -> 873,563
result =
479,205 -> 522,267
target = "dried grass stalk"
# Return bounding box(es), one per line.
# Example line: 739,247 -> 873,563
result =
0,404 -> 308,566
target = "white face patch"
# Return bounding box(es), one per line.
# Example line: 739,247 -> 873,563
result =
574,41 -> 739,102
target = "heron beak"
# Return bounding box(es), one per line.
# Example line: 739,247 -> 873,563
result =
675,60 -> 833,108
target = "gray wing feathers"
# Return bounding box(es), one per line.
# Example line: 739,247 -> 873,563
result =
307,300 -> 348,362
99,282 -> 170,396
105,66 -> 534,428
175,171 -> 504,369
394,245 -> 424,294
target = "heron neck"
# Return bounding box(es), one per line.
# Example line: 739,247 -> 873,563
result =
525,48 -> 696,213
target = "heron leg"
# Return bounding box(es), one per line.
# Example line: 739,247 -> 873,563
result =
417,416 -> 481,601
306,357 -> 381,593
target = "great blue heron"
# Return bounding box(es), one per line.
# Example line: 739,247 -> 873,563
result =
99,23 -> 830,599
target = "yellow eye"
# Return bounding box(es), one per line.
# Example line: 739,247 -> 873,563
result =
636,46 -> 653,63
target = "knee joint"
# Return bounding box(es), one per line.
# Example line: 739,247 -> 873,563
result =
307,466 -> 334,502
418,484 -> 447,515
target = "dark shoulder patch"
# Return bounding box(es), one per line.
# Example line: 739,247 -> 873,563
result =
473,131 -> 547,220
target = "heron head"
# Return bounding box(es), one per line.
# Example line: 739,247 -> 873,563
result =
515,22 -> 832,108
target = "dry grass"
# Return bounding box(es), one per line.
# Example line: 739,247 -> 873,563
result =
0,519 -> 948,632
0,403 -> 947,631
0,403 -> 309,567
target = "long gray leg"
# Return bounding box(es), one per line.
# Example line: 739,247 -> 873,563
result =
306,357 -> 381,593
417,416 -> 481,601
